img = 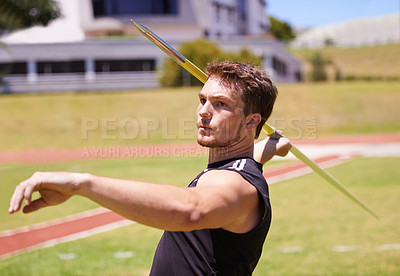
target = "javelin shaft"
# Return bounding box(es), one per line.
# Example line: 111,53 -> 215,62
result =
130,19 -> 378,219
262,126 -> 379,218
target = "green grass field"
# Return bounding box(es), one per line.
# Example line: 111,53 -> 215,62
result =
0,82 -> 399,151
291,43 -> 400,80
1,157 -> 399,275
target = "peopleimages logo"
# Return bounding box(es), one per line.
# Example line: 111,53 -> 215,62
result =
81,116 -> 318,141
81,117 -> 196,141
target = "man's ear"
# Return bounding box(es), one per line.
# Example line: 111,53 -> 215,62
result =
244,113 -> 262,130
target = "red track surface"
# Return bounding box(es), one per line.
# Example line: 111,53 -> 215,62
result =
0,210 -> 127,259
264,154 -> 344,178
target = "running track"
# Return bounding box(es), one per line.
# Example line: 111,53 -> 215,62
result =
1,133 -> 399,260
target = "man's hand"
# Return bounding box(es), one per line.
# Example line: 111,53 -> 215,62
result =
253,132 -> 292,165
8,172 -> 86,214
274,137 -> 292,157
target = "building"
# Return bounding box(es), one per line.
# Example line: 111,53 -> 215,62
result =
85,0 -> 270,39
0,0 -> 302,93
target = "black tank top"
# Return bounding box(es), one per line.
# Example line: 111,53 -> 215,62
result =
150,157 -> 272,276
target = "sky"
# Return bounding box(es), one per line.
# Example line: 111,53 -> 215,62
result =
267,0 -> 400,28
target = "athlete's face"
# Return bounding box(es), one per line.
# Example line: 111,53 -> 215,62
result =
196,77 -> 248,148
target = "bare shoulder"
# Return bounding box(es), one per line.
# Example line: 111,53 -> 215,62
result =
197,169 -> 257,195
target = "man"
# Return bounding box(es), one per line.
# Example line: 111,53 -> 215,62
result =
9,61 -> 290,275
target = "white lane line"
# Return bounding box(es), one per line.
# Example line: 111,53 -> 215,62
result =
114,251 -> 135,258
332,245 -> 358,252
58,253 -> 77,260
280,246 -> 303,253
378,243 -> 400,251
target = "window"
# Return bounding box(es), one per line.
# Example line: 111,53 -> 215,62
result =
95,59 -> 155,72
37,61 -> 85,74
214,3 -> 221,22
272,57 -> 287,77
92,0 -> 178,17
228,7 -> 235,23
0,62 -> 27,74
92,0 -> 105,16
152,0 -> 176,14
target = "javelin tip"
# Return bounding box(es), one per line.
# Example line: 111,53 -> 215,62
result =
130,19 -> 147,34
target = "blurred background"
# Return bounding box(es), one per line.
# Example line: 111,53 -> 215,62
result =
0,1 -> 399,275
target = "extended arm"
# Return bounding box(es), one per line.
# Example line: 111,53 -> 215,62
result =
9,170 -> 260,233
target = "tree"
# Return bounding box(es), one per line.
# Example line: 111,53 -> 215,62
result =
324,37 -> 335,47
269,16 -> 296,43
159,39 -> 263,87
309,52 -> 328,82
0,0 -> 61,31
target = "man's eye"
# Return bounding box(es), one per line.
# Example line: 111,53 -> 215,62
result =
218,101 -> 226,107
200,98 -> 206,104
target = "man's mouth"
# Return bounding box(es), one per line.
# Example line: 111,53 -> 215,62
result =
197,123 -> 212,131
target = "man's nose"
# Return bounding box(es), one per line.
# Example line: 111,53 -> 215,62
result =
198,101 -> 212,118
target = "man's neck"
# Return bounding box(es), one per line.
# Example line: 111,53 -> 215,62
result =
208,138 -> 254,164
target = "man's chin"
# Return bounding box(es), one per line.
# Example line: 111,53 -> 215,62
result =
197,138 -> 211,148
197,137 -> 228,148
197,137 -> 214,148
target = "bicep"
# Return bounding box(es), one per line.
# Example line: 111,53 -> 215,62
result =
190,170 -> 260,232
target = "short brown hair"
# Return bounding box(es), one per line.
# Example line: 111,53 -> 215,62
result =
206,61 -> 278,138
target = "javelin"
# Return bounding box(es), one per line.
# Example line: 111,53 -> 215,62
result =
130,20 -> 379,219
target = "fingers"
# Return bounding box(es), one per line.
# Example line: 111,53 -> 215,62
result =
9,181 -> 28,214
269,129 -> 284,140
276,138 -> 292,157
9,171 -> 78,214
8,172 -> 41,214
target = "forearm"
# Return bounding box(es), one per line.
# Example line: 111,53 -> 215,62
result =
77,174 -> 199,231
254,136 -> 292,164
